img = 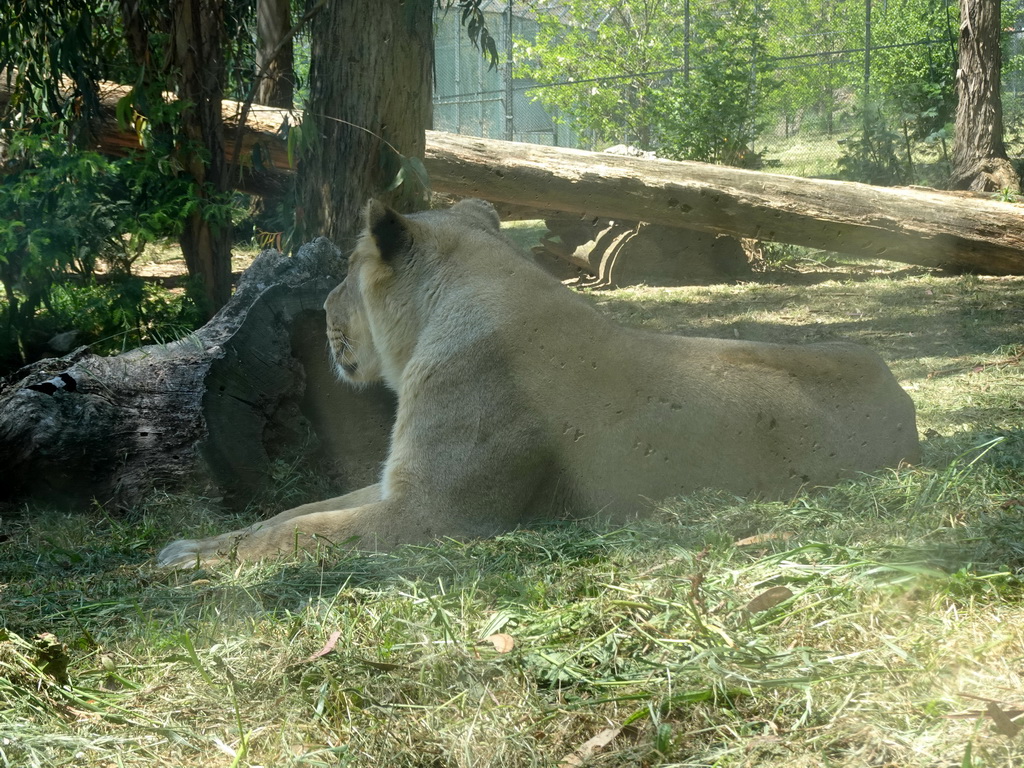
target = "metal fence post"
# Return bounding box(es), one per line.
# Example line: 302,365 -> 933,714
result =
864,0 -> 872,108
684,0 -> 691,85
504,0 -> 514,141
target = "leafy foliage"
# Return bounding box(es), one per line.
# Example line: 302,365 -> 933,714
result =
514,0 -> 773,165
836,107 -> 910,185
0,129 -> 202,370
0,0 -> 267,364
0,0 -> 124,131
762,0 -> 865,137
446,0 -> 499,69
514,0 -> 677,148
654,0 -> 774,165
513,0 -> 966,180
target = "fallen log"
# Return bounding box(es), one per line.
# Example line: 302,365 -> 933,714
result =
3,76 -> 1023,274
423,132 -> 1024,276
0,73 -> 297,197
0,239 -> 394,509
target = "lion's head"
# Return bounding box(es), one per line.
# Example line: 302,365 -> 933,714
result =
324,198 -> 503,390
324,268 -> 381,387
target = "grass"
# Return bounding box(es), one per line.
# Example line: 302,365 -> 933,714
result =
756,128 -> 952,185
2,254 -> 1024,767
498,219 -> 547,253
757,132 -> 844,178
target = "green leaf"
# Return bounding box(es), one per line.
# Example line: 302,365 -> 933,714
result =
384,164 -> 407,193
286,124 -> 302,168
960,740 -> 973,768
115,92 -> 134,132
405,156 -> 431,192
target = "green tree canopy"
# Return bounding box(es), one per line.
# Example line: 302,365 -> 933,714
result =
514,0 -> 773,165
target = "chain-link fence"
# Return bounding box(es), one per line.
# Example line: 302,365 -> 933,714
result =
434,1 -> 1024,186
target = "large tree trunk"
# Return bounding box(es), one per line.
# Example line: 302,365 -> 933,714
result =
297,0 -> 433,244
255,0 -> 294,109
950,0 -> 1021,192
171,0 -> 235,316
0,240 -> 394,510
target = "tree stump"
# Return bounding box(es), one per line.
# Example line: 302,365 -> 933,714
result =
0,239 -> 395,510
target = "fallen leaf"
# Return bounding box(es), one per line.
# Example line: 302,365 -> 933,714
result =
299,630 -> 341,664
986,701 -> 1023,738
743,586 -> 794,615
481,633 -> 515,653
733,532 -> 794,547
560,726 -> 623,767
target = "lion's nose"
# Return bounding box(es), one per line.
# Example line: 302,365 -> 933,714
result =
324,281 -> 346,311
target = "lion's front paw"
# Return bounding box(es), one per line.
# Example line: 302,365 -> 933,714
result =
156,535 -> 236,569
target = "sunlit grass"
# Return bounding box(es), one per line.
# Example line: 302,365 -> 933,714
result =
758,128 -> 952,185
759,131 -> 844,177
2,259 -> 1023,767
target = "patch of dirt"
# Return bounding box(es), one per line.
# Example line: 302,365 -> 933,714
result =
131,243 -> 262,289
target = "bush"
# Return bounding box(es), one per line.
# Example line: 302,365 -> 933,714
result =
836,108 -> 909,185
0,128 -> 204,375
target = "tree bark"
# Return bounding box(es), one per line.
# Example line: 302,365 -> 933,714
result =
296,0 -> 433,245
171,0 -> 235,316
255,0 -> 294,109
950,0 -> 1021,192
0,240 -> 394,510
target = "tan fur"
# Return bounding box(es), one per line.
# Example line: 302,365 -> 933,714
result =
157,199 -> 920,567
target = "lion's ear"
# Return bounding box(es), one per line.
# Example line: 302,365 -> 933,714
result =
450,198 -> 501,233
363,199 -> 412,264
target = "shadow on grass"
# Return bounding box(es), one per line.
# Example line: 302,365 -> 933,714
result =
593,273 -> 1024,365
143,422 -> 1024,618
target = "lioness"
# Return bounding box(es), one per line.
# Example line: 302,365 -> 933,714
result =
158,199 -> 920,567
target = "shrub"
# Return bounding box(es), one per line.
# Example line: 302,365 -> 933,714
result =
0,128 -> 203,374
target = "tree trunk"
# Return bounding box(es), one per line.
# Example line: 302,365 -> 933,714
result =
297,0 -> 433,244
950,0 -> 1021,192
256,0 -> 294,109
0,3 -> 441,511
115,2 -> 236,318
171,0 -> 235,316
0,240 -> 395,510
